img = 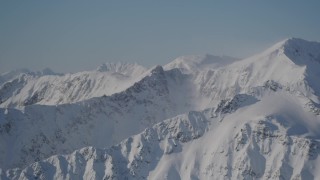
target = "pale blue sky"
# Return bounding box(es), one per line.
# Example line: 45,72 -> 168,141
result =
1,1 -> 320,73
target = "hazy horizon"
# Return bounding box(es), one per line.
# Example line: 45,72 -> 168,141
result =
1,1 -> 320,73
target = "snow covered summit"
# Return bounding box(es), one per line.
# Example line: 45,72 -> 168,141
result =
282,38 -> 320,64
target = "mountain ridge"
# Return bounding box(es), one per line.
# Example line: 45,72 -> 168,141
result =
0,63 -> 147,108
0,64 -> 196,170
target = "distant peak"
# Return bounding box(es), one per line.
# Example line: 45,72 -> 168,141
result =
96,62 -> 147,77
150,65 -> 164,74
164,54 -> 238,73
171,54 -> 237,64
97,62 -> 130,72
97,62 -> 144,71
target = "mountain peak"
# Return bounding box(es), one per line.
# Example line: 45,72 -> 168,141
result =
96,62 -> 147,77
164,54 -> 238,73
249,38 -> 320,67
282,38 -> 320,64
284,37 -> 315,45
150,65 -> 164,74
270,37 -> 314,48
97,62 -> 134,72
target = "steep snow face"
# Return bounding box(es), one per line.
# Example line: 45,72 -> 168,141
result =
282,38 -> 320,98
0,63 -> 147,108
3,92 -> 320,180
189,38 -> 320,108
0,66 -> 197,170
283,38 -> 320,65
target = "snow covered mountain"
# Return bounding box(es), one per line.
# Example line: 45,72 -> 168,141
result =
0,65 -> 201,170
166,38 -> 320,109
0,63 -> 147,108
2,92 -> 320,179
1,38 -> 320,179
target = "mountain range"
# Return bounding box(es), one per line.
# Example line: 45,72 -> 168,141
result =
1,38 -> 320,179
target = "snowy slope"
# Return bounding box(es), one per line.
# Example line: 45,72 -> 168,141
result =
0,65 -> 198,170
148,93 -> 320,180
0,63 -> 146,108
2,92 -> 320,180
1,38 -> 320,179
174,38 -> 320,109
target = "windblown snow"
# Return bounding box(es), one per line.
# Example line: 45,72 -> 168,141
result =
1,38 -> 320,180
